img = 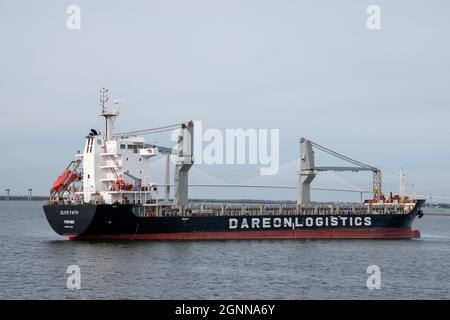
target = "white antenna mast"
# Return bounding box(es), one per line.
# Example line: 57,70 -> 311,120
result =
399,167 -> 406,200
100,88 -> 119,141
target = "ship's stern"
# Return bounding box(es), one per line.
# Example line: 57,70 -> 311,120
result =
43,203 -> 97,237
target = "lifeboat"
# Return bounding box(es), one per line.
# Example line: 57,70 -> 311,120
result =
53,170 -> 78,192
115,179 -> 134,191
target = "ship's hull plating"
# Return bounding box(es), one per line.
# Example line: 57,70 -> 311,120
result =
43,200 -> 425,240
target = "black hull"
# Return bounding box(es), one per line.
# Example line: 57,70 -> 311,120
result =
43,200 -> 425,240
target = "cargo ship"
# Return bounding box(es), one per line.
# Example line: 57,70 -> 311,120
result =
43,89 -> 425,240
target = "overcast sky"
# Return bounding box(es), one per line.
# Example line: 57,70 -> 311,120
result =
1,0 -> 449,201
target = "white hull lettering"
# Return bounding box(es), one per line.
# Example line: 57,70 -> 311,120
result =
273,218 -> 282,228
229,216 -> 375,230
229,218 -> 238,229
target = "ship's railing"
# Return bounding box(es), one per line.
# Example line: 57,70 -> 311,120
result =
45,198 -> 415,217
44,199 -> 88,206
132,202 -> 413,218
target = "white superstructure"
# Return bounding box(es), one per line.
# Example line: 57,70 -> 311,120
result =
54,88 -> 194,207
81,131 -> 157,204
78,88 -> 158,204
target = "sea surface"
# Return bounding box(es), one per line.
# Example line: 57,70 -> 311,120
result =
0,201 -> 449,299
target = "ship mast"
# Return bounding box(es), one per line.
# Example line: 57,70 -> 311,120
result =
100,88 -> 119,141
399,167 -> 406,200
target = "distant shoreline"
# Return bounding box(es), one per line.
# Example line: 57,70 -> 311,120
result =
1,196 -> 48,201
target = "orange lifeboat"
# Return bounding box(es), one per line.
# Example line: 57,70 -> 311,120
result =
115,179 -> 133,191
53,170 -> 78,192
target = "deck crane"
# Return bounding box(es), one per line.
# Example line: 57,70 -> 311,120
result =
117,121 -> 194,209
143,143 -> 177,203
123,171 -> 143,188
298,138 -> 382,205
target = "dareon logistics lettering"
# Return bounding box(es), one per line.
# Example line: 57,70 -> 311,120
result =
228,216 -> 372,230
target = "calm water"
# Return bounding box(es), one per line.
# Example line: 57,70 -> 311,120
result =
0,201 -> 449,299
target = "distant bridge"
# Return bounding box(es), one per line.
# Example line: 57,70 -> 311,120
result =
183,184 -> 370,194
156,184 -> 450,206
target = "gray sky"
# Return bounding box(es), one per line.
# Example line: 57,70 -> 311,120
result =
1,0 -> 449,201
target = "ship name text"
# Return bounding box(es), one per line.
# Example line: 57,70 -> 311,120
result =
60,210 -> 79,216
